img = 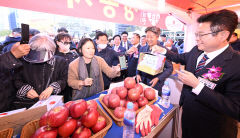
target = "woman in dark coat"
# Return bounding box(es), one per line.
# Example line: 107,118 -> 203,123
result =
13,34 -> 68,109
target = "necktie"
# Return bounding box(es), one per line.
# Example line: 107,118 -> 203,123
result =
195,54 -> 209,73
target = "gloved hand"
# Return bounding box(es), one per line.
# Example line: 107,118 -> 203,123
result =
135,105 -> 153,136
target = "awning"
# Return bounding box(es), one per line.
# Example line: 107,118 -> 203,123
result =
0,0 -> 184,31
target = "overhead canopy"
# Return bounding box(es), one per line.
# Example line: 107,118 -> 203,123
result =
0,0 -> 184,31
166,0 -> 240,14
0,0 -> 239,31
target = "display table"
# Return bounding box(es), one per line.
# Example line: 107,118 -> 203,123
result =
84,91 -> 179,138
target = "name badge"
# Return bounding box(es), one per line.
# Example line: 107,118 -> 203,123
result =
198,77 -> 217,90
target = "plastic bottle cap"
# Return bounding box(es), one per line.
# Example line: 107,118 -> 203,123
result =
127,102 -> 133,109
164,81 -> 169,85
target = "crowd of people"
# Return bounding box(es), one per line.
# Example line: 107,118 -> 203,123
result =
0,24 -> 181,111
0,8 -> 240,138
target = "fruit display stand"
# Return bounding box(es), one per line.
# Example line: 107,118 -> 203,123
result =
99,95 -> 156,126
84,90 -> 179,138
20,104 -> 112,138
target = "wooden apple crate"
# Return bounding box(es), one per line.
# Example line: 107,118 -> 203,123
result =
0,128 -> 13,138
20,104 -> 112,138
99,95 -> 157,126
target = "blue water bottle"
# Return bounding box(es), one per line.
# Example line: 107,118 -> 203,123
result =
160,81 -> 171,108
123,102 -> 135,138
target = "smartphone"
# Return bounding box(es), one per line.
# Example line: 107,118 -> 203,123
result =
20,23 -> 29,44
119,55 -> 127,70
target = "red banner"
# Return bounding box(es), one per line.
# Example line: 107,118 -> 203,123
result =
0,0 -> 184,30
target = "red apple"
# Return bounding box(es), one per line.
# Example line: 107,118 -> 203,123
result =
39,111 -> 49,127
31,126 -> 57,138
64,101 -> 74,109
111,87 -> 119,94
86,100 -> 98,110
124,77 -> 136,89
70,99 -> 87,118
114,106 -> 126,119
117,86 -> 128,99
58,117 -> 77,137
72,126 -> 91,138
135,83 -> 143,94
144,88 -> 156,100
81,108 -> 99,128
103,95 -> 110,107
47,106 -> 69,127
119,99 -> 127,107
77,118 -> 83,127
91,116 -> 107,133
128,88 -> 140,101
137,97 -> 148,107
108,94 -> 120,109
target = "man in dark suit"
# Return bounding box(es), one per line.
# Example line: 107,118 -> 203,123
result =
153,9 -> 240,138
136,26 -> 173,95
0,42 -> 30,112
95,32 -> 119,89
112,35 -> 126,55
126,33 -> 142,77
120,31 -> 132,50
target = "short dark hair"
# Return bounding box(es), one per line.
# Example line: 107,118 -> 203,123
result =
29,29 -> 40,36
197,9 -> 238,41
113,35 -> 121,41
54,33 -> 71,43
12,28 -> 21,33
77,38 -> 96,56
121,31 -> 128,36
96,32 -> 108,40
57,27 -> 68,33
145,26 -> 161,36
160,34 -> 166,37
141,35 -> 146,38
133,33 -> 140,40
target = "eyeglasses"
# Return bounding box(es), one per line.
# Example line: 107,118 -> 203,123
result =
61,41 -> 71,45
195,30 -> 222,38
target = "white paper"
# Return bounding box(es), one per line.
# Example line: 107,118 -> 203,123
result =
29,95 -> 63,111
0,108 -> 26,118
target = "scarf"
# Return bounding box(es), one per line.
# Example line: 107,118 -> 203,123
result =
72,56 -> 102,100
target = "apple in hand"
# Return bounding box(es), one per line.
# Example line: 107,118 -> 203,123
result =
70,99 -> 87,118
58,117 -> 77,137
31,126 -> 57,138
91,116 -> 107,133
47,106 -> 69,127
